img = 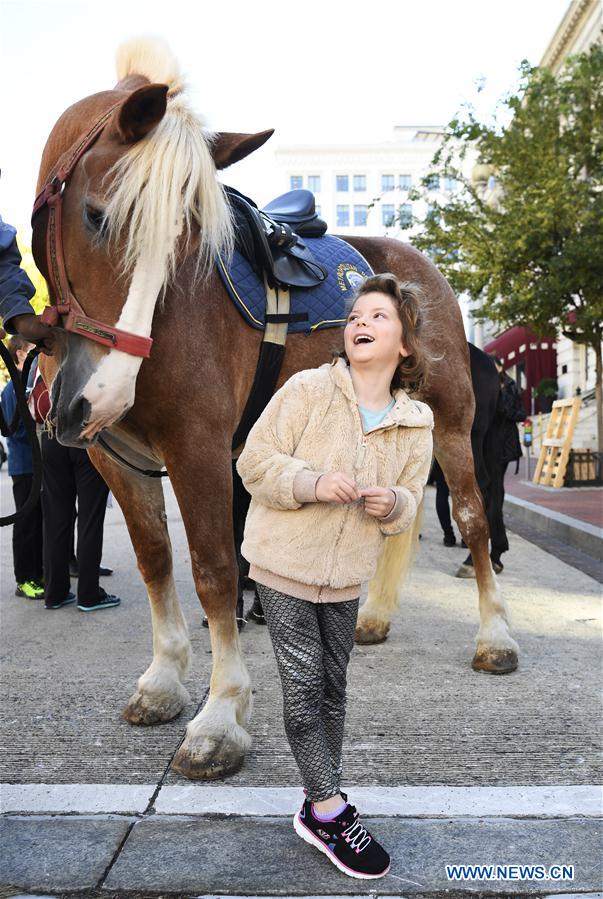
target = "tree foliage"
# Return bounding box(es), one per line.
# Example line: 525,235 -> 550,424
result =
405,45 -> 603,351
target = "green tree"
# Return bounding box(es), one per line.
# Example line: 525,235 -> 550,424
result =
405,45 -> 603,451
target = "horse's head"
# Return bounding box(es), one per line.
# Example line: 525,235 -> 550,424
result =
33,38 -> 273,447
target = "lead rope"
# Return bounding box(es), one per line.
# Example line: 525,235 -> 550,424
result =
0,343 -> 43,527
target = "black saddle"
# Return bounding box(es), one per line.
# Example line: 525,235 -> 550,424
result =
262,189 -> 327,237
225,186 -> 328,290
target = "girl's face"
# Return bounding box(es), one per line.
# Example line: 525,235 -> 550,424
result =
344,291 -> 408,371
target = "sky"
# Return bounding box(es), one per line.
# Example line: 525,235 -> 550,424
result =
1,0 -> 570,231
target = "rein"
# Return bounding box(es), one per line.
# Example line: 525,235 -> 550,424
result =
31,103 -> 153,359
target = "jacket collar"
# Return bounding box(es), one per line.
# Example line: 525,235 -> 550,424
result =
328,357 -> 433,429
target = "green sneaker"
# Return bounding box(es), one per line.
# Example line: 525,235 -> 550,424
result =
15,580 -> 45,600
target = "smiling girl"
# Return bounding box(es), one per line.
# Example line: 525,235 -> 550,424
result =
236,273 -> 433,879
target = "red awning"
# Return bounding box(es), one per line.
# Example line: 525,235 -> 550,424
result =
484,326 -> 555,361
485,326 -> 557,416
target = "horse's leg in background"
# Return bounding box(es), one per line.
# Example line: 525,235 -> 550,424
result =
436,430 -> 519,674
355,513 -> 422,644
169,441 -> 252,779
88,447 -> 192,722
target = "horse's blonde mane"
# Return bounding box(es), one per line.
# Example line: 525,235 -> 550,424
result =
104,38 -> 233,287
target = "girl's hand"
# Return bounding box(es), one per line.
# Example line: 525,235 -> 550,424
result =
360,487 -> 396,518
315,472 -> 360,504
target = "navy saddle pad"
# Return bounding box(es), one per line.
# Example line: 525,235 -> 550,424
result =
217,236 -> 373,334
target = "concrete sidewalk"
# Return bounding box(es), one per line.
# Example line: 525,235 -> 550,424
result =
1,473 -> 601,896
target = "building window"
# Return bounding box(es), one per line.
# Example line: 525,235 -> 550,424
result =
425,175 -> 439,191
382,204 -> 395,226
336,205 -> 350,227
399,174 -> 411,190
443,176 -> 458,192
336,175 -> 349,192
290,175 -> 303,190
354,205 -> 368,226
381,174 -> 394,193
353,174 -> 366,192
308,175 -> 321,193
399,203 -> 412,227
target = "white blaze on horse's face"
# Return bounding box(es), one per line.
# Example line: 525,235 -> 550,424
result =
79,250 -> 166,440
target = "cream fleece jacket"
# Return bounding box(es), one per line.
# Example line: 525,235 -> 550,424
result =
237,358 -> 434,596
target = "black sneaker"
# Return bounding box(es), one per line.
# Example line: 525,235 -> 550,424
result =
293,798 -> 390,879
46,592 -> 76,610
78,588 -> 121,612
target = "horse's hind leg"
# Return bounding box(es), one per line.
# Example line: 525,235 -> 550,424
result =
436,431 -> 519,674
88,447 -> 191,722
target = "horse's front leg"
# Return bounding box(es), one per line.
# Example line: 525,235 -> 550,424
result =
88,447 -> 191,723
437,434 -> 519,674
168,449 -> 252,779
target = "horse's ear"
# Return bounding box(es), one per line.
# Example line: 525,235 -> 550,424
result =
117,84 -> 169,143
211,129 -> 274,170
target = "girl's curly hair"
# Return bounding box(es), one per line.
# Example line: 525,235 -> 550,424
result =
335,272 -> 429,391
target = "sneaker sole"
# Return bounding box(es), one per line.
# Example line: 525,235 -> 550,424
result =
46,597 -> 76,610
77,601 -> 120,612
293,813 -> 390,880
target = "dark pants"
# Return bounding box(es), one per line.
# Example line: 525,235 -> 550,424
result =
41,433 -> 108,604
432,460 -> 454,536
489,462 -> 510,562
11,474 -> 43,584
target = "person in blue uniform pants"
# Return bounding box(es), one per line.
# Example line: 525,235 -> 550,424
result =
1,335 -> 44,598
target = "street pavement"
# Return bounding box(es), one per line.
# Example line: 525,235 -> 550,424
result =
0,467 -> 601,897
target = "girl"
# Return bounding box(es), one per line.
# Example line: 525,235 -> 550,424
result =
237,273 -> 433,880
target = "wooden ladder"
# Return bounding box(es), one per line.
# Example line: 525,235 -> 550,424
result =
533,397 -> 582,487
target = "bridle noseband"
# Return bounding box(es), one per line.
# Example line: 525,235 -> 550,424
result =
31,103 -> 153,359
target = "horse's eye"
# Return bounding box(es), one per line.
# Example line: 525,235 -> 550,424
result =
83,203 -> 108,238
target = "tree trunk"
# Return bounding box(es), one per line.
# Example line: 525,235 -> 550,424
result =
594,337 -> 603,456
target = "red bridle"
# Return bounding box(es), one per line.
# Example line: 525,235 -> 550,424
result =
31,103 -> 153,358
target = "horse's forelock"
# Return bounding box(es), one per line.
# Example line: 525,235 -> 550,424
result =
116,37 -> 185,97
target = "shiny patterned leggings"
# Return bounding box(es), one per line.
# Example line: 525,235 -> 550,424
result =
257,584 -> 359,802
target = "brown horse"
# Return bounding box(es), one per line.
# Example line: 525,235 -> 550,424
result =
33,38 -> 519,781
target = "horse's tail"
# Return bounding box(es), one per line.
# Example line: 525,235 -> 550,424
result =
355,501 -> 423,644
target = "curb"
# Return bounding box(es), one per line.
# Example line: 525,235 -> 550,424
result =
504,494 -> 602,559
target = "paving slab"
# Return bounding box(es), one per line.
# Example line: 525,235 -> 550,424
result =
1,475 -> 602,788
103,815 -> 601,895
0,815 -> 132,893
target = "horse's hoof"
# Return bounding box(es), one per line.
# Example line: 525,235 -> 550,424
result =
355,618 -> 390,644
455,563 -> 476,579
171,733 -> 247,780
472,647 -> 518,674
123,683 -> 189,726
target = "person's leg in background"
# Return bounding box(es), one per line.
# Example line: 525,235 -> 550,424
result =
71,447 -> 120,611
42,432 -> 76,608
12,473 -> 44,597
432,459 -> 456,546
